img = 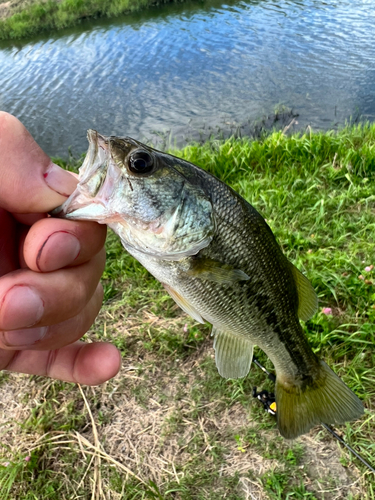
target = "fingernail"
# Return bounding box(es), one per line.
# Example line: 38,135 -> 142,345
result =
44,162 -> 78,197
3,326 -> 48,347
1,285 -> 44,330
37,231 -> 81,272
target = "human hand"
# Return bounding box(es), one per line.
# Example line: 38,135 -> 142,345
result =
0,112 -> 121,385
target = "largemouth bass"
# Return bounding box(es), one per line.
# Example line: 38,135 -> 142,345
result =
53,130 -> 363,439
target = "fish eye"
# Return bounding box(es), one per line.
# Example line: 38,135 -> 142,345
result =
129,150 -> 154,174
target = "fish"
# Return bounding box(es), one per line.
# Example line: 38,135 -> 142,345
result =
52,130 -> 364,439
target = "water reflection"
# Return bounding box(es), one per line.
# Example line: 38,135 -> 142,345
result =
0,0 -> 374,157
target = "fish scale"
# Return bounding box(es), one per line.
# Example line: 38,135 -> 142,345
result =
53,130 -> 364,439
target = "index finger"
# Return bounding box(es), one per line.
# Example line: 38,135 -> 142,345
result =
0,112 -> 78,213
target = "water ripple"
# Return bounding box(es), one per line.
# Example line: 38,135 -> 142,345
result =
0,0 -> 374,156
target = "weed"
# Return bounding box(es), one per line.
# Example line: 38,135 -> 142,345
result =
0,0 -> 179,40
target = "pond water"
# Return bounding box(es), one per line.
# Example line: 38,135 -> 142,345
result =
0,0 -> 374,157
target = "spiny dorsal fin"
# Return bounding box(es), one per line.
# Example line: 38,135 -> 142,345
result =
187,257 -> 250,284
289,263 -> 318,321
212,327 -> 253,379
163,284 -> 205,324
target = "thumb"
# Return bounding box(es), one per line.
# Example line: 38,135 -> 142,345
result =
0,112 -> 78,213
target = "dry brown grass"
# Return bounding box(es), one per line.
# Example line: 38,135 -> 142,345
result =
0,0 -> 37,20
0,304 -> 368,499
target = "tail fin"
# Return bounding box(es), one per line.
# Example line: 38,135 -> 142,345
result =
276,361 -> 364,439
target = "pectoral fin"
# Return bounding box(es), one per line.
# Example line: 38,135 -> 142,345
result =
212,327 -> 253,379
163,284 -> 205,324
187,257 -> 250,284
289,263 -> 318,321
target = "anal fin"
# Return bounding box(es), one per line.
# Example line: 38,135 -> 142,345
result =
212,327 -> 253,379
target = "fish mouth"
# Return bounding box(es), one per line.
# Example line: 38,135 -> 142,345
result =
51,130 -> 119,222
50,193 -> 108,221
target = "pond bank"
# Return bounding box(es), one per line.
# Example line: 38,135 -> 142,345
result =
0,0 -> 185,40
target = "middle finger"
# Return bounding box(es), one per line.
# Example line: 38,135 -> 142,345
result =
0,248 -> 105,331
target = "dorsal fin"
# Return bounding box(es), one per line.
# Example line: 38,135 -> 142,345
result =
289,263 -> 318,321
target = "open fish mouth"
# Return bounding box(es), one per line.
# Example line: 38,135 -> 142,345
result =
51,130 -> 122,222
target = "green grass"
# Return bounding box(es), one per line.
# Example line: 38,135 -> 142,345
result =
0,0 -> 182,41
1,123 -> 375,498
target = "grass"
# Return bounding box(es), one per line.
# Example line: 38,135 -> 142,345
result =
0,0 -> 183,41
1,123 -> 375,498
